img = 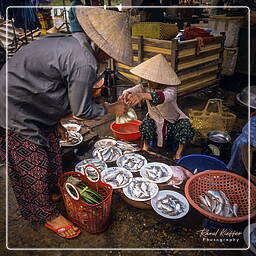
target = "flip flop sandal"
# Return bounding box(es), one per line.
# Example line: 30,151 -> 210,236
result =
44,222 -> 81,239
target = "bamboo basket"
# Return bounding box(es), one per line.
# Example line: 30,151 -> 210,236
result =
189,98 -> 236,138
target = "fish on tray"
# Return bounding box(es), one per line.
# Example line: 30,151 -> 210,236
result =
75,159 -> 107,174
102,167 -> 133,189
156,194 -> 186,216
94,139 -> 117,148
141,163 -> 172,183
117,153 -> 147,172
199,190 -> 239,217
93,146 -> 122,162
116,141 -> 139,152
124,177 -> 158,201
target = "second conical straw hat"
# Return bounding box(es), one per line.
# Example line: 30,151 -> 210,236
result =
76,7 -> 133,66
130,54 -> 181,85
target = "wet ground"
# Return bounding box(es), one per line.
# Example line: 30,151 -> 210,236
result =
0,74 -> 255,255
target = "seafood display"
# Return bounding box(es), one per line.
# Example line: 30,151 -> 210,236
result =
116,141 -> 139,152
94,139 -> 117,148
140,162 -> 173,183
63,123 -> 81,132
93,146 -> 122,162
151,191 -> 189,219
59,131 -> 83,147
167,166 -> 193,188
75,159 -> 107,174
123,177 -> 159,201
199,190 -> 239,217
117,153 -> 147,172
101,167 -> 133,189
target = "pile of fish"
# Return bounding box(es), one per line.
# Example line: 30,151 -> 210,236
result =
125,178 -> 158,200
156,194 -> 186,216
142,163 -> 172,182
93,146 -> 122,162
60,131 -> 82,146
199,190 -> 239,217
116,141 -> 139,152
102,168 -> 132,189
75,159 -> 107,173
117,153 -> 147,172
94,139 -> 116,148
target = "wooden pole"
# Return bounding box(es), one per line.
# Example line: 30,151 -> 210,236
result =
171,38 -> 178,72
138,36 -> 143,82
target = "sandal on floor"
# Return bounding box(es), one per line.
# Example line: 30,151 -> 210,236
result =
44,222 -> 81,239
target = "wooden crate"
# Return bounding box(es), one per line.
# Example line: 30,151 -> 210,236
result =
115,34 -> 225,96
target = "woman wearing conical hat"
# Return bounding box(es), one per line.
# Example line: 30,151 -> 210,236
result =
120,54 -> 195,160
0,8 -> 132,239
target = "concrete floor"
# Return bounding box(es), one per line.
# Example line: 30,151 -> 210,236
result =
0,74 -> 254,256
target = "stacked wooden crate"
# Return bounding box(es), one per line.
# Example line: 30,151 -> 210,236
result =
115,34 -> 225,96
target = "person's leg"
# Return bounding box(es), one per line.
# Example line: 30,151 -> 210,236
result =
139,117 -> 157,151
7,130 -> 79,238
173,119 -> 195,160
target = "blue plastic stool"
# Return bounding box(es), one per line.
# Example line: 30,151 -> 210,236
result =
177,154 -> 229,174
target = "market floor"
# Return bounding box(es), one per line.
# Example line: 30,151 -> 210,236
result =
0,82 -> 253,256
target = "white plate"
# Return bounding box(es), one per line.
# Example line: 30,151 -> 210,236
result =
140,162 -> 173,184
123,177 -> 159,202
62,123 -> 81,132
75,159 -> 107,174
101,167 -> 133,189
92,146 -> 122,163
59,132 -> 83,147
116,153 -> 147,172
94,139 -> 117,148
151,190 -> 190,219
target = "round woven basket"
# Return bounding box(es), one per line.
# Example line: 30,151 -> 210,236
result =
185,171 -> 256,223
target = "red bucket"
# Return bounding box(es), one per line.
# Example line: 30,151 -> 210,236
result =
58,167 -> 113,234
110,120 -> 142,141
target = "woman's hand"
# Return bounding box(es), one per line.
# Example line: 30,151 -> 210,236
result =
106,102 -> 128,116
118,92 -> 130,103
126,93 -> 143,106
56,123 -> 68,141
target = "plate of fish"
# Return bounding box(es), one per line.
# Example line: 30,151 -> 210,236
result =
198,190 -> 239,217
62,123 -> 81,132
123,177 -> 159,202
116,141 -> 139,152
59,131 -> 83,147
116,153 -> 147,172
140,162 -> 173,183
94,139 -> 117,148
151,190 -> 190,219
92,146 -> 122,162
75,159 -> 107,174
101,167 -> 133,189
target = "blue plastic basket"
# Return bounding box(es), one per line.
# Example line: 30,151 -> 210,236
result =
177,154 -> 229,174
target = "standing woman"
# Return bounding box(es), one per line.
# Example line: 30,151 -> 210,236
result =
0,8 -> 132,239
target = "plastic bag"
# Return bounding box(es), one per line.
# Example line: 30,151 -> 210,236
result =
116,107 -> 137,124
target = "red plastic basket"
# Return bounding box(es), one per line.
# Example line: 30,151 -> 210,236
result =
185,170 -> 256,223
58,167 -> 113,234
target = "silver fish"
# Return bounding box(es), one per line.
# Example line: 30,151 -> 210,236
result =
200,203 -> 212,212
233,204 -> 239,217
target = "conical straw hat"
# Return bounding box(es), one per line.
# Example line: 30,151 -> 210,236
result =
76,7 -> 133,66
130,54 -> 181,86
46,26 -> 59,34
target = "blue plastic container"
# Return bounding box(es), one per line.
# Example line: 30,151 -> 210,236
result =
177,154 -> 229,174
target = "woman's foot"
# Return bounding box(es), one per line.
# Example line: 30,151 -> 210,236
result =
142,141 -> 149,151
45,215 -> 80,238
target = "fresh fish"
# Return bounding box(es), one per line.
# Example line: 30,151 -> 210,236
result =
207,190 -> 224,205
199,195 -> 208,207
214,201 -> 223,215
204,195 -> 212,208
200,203 -> 212,212
116,173 -> 124,185
233,204 -> 239,217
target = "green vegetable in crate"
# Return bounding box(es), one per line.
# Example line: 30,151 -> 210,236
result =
65,176 -> 103,204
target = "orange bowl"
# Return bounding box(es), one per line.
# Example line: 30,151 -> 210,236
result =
110,120 -> 142,141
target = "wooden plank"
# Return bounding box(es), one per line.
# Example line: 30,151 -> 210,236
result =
177,59 -> 222,76
178,78 -> 219,96
178,54 -> 220,70
119,71 -> 139,82
132,36 -> 172,49
116,62 -> 133,70
178,49 -> 223,63
116,66 -> 132,74
180,74 -> 218,87
179,66 -> 219,82
133,50 -> 172,61
132,44 -> 172,55
180,70 -> 219,84
171,38 -> 178,71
